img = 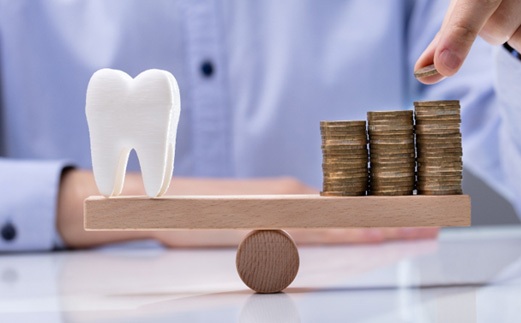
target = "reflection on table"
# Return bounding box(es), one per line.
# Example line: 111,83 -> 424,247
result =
1,226 -> 521,322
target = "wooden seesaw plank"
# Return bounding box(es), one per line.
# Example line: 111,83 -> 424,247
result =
84,194 -> 470,230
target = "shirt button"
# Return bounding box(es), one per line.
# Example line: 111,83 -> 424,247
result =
1,223 -> 16,242
200,60 -> 214,78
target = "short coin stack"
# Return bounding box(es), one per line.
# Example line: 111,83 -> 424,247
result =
367,111 -> 415,195
320,121 -> 368,196
414,100 -> 463,195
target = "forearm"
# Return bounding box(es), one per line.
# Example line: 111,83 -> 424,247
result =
57,169 -> 151,249
56,170 -> 318,248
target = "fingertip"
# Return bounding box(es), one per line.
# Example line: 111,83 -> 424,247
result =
364,228 -> 385,241
417,227 -> 440,239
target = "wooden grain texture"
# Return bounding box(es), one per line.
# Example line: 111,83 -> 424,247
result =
84,194 -> 471,230
236,230 -> 299,293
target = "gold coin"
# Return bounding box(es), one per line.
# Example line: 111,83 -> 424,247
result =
368,124 -> 414,132
417,156 -> 462,163
372,169 -> 415,176
321,130 -> 367,137
416,138 -> 462,144
323,162 -> 368,168
415,123 -> 460,130
415,107 -> 460,114
414,100 -> 460,106
323,159 -> 368,166
416,134 -> 462,140
323,185 -> 368,191
418,183 -> 462,189
370,182 -> 415,188
321,120 -> 366,126
370,148 -> 415,154
371,154 -> 416,159
417,167 -> 462,173
323,185 -> 368,192
415,117 -> 461,123
416,131 -> 461,137
371,159 -> 416,165
417,189 -> 463,195
322,148 -> 367,154
370,190 -> 414,196
370,179 -> 415,186
417,175 -> 463,181
368,120 -> 413,127
322,154 -> 368,160
418,163 -> 463,169
368,134 -> 414,140
417,143 -> 462,150
323,188 -> 368,194
320,126 -> 366,132
322,137 -> 367,144
323,177 -> 368,183
417,182 -> 462,187
368,110 -> 413,118
417,163 -> 462,169
371,172 -> 415,179
417,176 -> 462,182
417,148 -> 462,154
323,174 -> 369,180
413,64 -> 440,78
368,130 -> 414,137
323,180 -> 368,187
324,172 -> 368,178
370,139 -> 414,145
320,191 -> 366,196
323,158 -> 368,163
415,106 -> 460,113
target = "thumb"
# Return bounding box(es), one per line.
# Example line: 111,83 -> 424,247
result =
434,0 -> 500,76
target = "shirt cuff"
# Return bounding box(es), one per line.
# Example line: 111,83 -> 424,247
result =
0,158 -> 73,252
494,48 -> 521,216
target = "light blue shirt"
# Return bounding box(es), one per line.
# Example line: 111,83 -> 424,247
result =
1,0 -> 520,251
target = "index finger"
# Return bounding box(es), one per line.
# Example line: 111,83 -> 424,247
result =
434,0 -> 501,76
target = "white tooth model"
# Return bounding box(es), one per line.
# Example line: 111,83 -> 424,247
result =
86,69 -> 181,197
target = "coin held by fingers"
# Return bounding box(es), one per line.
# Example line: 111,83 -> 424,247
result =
414,64 -> 440,79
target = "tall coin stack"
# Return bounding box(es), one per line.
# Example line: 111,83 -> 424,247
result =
320,121 -> 368,196
367,111 -> 415,195
414,100 -> 463,195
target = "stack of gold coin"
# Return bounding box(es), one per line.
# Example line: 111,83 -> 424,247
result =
414,100 -> 463,195
367,111 -> 415,195
320,121 -> 368,196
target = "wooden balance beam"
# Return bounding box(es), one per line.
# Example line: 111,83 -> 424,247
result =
84,194 -> 470,293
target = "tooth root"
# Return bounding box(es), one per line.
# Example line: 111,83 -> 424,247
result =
91,140 -> 131,196
157,143 -> 175,196
135,143 -> 171,197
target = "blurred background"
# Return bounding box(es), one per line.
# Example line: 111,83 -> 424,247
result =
463,170 -> 519,226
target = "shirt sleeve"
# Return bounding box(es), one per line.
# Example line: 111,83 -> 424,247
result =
493,48 -> 521,216
0,158 -> 72,252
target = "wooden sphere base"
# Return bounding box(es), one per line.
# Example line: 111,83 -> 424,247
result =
236,230 -> 299,293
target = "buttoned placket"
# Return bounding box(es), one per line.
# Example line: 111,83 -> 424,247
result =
179,0 -> 233,177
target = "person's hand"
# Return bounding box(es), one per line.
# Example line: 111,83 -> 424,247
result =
154,228 -> 439,248
57,170 -> 318,248
57,169 -> 438,249
415,0 -> 521,84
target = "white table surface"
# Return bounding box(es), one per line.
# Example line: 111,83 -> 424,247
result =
2,226 -> 521,322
